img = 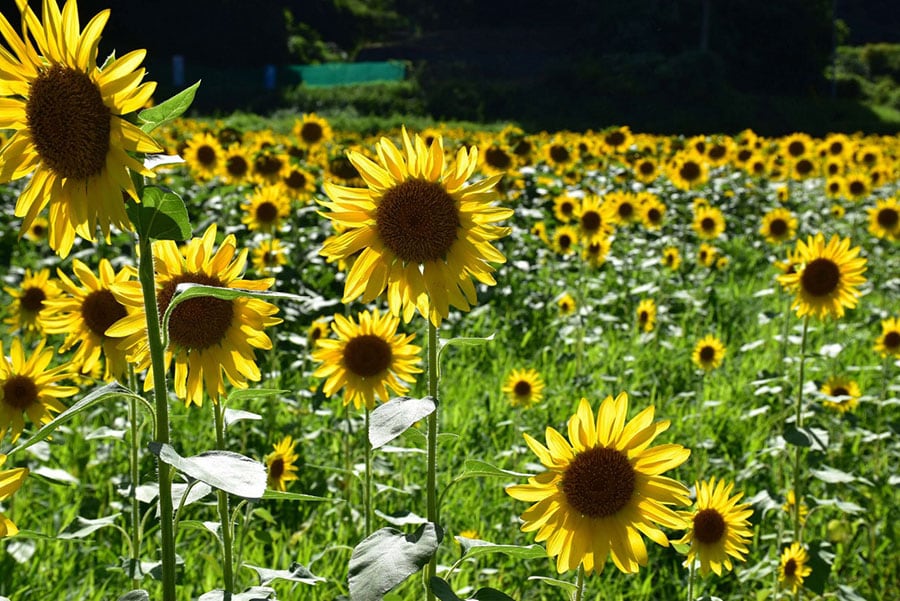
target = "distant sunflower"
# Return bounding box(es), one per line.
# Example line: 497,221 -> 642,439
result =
692,335 -> 726,371
502,368 -> 545,408
506,393 -> 691,574
782,133 -> 813,159
759,207 -> 797,245
693,205 -> 726,240
599,125 -> 633,154
281,165 -> 317,202
42,259 -> 135,381
821,376 -> 861,413
0,0 -> 161,256
251,238 -> 288,274
3,268 -> 61,335
575,195 -> 614,243
636,299 -> 657,333
266,436 -> 299,492
830,204 -> 846,219
306,318 -> 331,348
674,477 -> 753,576
639,193 -> 666,230
0,454 -> 28,538
557,292 -> 577,316
662,247 -> 682,271
779,542 -> 812,593
542,136 -> 574,172
0,339 -> 77,443
668,152 -> 708,191
319,129 -> 512,326
250,147 -> 289,186
633,156 -> 659,183
843,172 -> 870,201
220,143 -> 253,185
24,216 -> 49,244
606,192 -> 641,226
311,309 -> 422,411
553,195 -> 579,223
107,225 -> 283,407
293,113 -> 333,148
824,176 -> 845,199
777,234 -> 867,320
183,132 -> 224,181
874,317 -> 900,358
582,237 -> 611,268
867,197 -> 900,241
697,243 -> 718,269
241,185 -> 291,233
480,141 -> 516,175
552,225 -> 580,256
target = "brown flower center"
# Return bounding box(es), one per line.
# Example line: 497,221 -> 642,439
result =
701,217 -> 716,232
376,179 -> 459,264
647,207 -> 662,224
848,180 -> 866,196
157,274 -> 234,350
580,210 -> 601,233
2,375 -> 39,410
343,334 -> 392,378
830,387 -> 849,397
269,457 -> 285,480
769,218 -> 788,238
82,289 -> 128,338
254,154 -> 283,176
783,558 -> 797,577
557,233 -> 572,250
26,65 -> 110,180
800,258 -> 840,297
20,286 -> 47,313
617,202 -> 634,220
300,121 -> 324,144
226,155 -> 249,178
513,139 -> 532,157
699,345 -> 716,362
196,145 -> 217,166
513,380 -> 532,397
787,141 -> 805,157
255,201 -> 279,224
605,131 -> 626,147
693,508 -> 726,544
638,160 -> 655,176
284,170 -> 308,190
559,201 -> 574,217
561,446 -> 635,518
708,144 -> 727,160
877,208 -> 898,229
549,144 -> 570,164
639,310 -> 649,324
485,147 -> 512,170
330,156 -> 360,181
795,158 -> 814,176
680,161 -> 701,182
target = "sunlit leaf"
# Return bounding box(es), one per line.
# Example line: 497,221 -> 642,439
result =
197,587 -> 276,601
369,396 -> 436,449
244,562 -> 325,586
138,80 -> 201,133
348,523 -> 440,601
58,514 -> 121,540
125,186 -> 192,241
149,443 -> 267,500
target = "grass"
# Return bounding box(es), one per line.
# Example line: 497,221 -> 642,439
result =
0,119 -> 898,601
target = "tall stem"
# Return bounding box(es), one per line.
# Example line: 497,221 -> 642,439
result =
128,382 -> 142,591
214,401 -> 235,598
137,233 -> 177,601
573,564 -> 585,601
364,407 -> 373,536
791,315 -> 810,544
425,320 -> 439,601
686,560 -> 696,601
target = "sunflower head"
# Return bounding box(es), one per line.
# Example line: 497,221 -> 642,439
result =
875,317 -> 900,358
821,376 -> 861,413
692,335 -> 726,371
779,542 -> 812,593
266,436 -> 300,492
502,368 -> 545,408
506,393 -> 691,574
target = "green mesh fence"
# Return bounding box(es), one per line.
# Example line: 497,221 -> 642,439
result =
285,61 -> 406,87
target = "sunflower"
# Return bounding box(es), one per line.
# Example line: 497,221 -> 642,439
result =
506,393 -> 691,574
692,206 -> 726,240
638,193 -> 666,230
874,317 -> 900,358
241,185 -> 291,233
251,238 -> 288,274
790,156 -> 818,181
107,225 -> 283,407
867,197 -> 900,241
542,135 -> 574,172
557,292 -> 577,316
668,152 -> 708,191
24,216 -> 49,244
293,113 -> 333,148
606,191 -> 641,226
551,225 -> 580,256
692,335 -> 726,371
4,268 -> 63,336
575,195 -> 614,244
0,454 -> 28,538
183,132 -> 224,181
662,247 -> 682,271
674,477 -> 753,576
843,171 -> 870,201
599,125 -> 633,155
759,207 -> 797,245
636,299 -> 657,333
697,243 -> 718,269
220,143 -> 253,185
41,259 -> 135,381
777,234 -> 867,320
779,542 -> 812,593
0,338 -> 77,443
250,147 -> 289,186
582,237 -> 611,268
281,165 -> 317,202
319,129 -> 512,326
0,0 -> 161,257
266,436 -> 299,492
821,376 -> 861,413
782,133 -> 813,159
632,156 -> 659,183
502,368 -> 545,408
311,309 -> 422,411
821,133 -> 853,160
480,140 -> 516,176
553,194 -> 579,223
306,318 -> 331,347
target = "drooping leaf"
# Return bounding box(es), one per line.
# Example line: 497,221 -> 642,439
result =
261,489 -> 336,503
116,591 -> 150,601
226,388 -> 289,405
348,523 -> 440,601
223,408 -> 264,427
369,396 -> 436,449
783,425 -> 829,452
125,186 -> 192,242
458,460 -> 532,480
149,443 -> 267,500
244,562 -> 325,586
526,576 -> 577,594
138,81 -> 201,133
804,540 -> 834,595
197,587 -> 276,601
810,465 -> 856,484
8,382 -> 149,456
31,466 -> 79,485
454,537 -> 547,562
58,514 -> 121,540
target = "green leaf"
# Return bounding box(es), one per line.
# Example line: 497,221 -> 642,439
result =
58,514 -> 121,540
116,591 -> 150,601
197,587 -> 275,601
261,489 -> 336,503
369,396 -> 436,449
149,443 -> 267,500
348,523 -> 440,601
783,425 -> 829,452
527,576 -> 576,594
804,540 -> 834,596
138,80 -> 201,133
458,459 -> 532,480
226,388 -> 288,404
243,562 -> 325,586
125,186 -> 192,242
810,465 -> 856,484
438,333 -> 495,370
7,382 -> 149,456
455,538 -> 547,562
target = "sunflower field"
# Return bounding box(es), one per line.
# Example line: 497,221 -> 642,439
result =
1,2 -> 899,601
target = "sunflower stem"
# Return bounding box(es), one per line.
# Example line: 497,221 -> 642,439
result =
214,400 -> 236,599
364,406 -> 373,537
791,315 -> 810,545
686,560 -> 695,601
137,232 -> 177,601
573,564 -> 585,601
425,320 -> 439,601
128,368 -> 143,590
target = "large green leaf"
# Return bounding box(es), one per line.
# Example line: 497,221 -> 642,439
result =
455,537 -> 547,562
197,587 -> 275,601
261,489 -> 336,503
138,81 -> 201,133
368,396 -> 436,449
149,443 -> 267,500
116,591 -> 150,601
125,186 -> 192,242
431,577 -> 516,601
348,524 -> 440,601
7,382 -> 150,456
243,562 -> 324,586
